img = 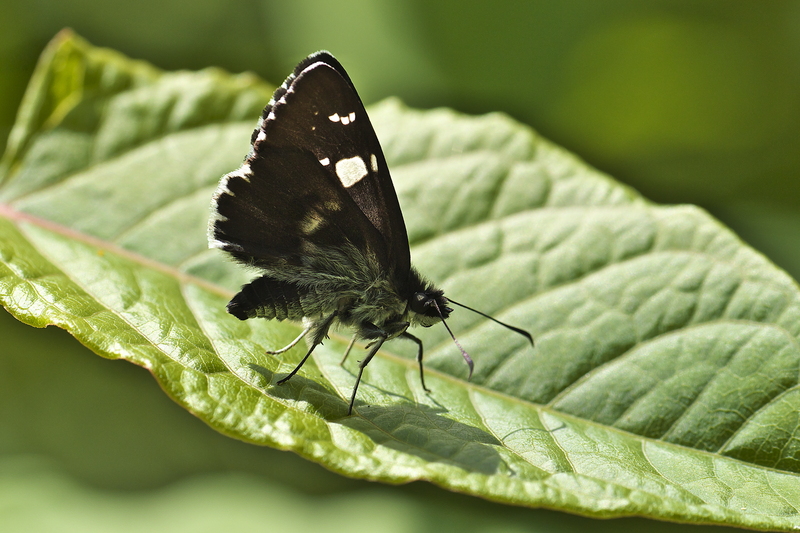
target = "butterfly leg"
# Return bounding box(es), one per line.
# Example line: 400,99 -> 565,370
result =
266,324 -> 312,355
277,311 -> 337,385
340,334 -> 358,365
348,334 -> 387,415
399,332 -> 430,393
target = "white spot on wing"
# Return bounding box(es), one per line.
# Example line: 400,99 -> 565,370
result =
370,153 -> 378,172
335,156 -> 368,187
301,213 -> 324,234
319,157 -> 330,166
324,200 -> 342,211
256,130 -> 266,142
328,113 -> 340,122
349,112 -> 356,122
237,163 -> 252,182
341,115 -> 350,125
267,111 -> 276,121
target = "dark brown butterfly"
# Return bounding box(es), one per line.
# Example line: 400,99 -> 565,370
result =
210,51 -> 532,414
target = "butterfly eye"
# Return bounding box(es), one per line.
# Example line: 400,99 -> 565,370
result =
409,292 -> 430,315
410,290 -> 451,322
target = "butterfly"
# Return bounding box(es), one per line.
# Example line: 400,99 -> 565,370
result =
209,51 -> 532,414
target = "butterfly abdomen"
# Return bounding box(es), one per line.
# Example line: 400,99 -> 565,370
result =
227,276 -> 313,321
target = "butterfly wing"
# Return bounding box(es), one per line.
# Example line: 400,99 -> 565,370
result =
210,52 -> 415,321
256,52 -> 411,282
211,146 -> 386,270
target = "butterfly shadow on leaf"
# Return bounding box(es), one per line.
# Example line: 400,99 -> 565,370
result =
344,403 -> 508,476
248,363 -> 506,476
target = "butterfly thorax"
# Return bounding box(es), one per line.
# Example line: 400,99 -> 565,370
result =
327,266 -> 451,342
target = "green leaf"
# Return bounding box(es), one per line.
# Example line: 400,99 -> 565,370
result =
2,31 -> 800,530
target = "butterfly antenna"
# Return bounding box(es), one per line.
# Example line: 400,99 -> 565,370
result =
448,299 -> 534,347
430,300 -> 474,379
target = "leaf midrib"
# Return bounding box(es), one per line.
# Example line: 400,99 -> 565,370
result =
0,202 -> 227,299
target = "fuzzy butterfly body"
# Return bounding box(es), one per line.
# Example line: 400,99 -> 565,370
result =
209,51 -> 530,414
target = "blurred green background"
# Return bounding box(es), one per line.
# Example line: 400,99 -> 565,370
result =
1,1 -> 797,531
